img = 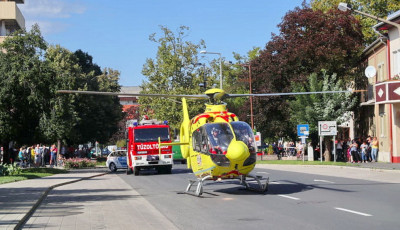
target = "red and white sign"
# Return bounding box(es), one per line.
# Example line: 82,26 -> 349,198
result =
375,81 -> 400,104
318,121 -> 337,136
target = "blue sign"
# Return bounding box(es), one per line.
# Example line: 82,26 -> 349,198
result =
297,124 -> 309,136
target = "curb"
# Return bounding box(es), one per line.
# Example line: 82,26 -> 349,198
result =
14,171 -> 109,230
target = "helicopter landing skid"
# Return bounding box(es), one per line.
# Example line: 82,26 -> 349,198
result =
239,174 -> 269,193
185,175 -> 212,197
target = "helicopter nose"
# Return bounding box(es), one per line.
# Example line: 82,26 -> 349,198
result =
226,140 -> 250,162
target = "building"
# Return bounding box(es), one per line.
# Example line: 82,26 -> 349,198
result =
119,86 -> 141,119
362,10 -> 400,163
0,0 -> 25,44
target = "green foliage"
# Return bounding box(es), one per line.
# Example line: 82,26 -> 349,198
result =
289,71 -> 358,138
140,26 -> 209,129
116,139 -> 126,148
311,0 -> 400,44
0,163 -> 22,176
0,167 -> 67,184
248,6 -> 363,141
64,158 -> 96,169
0,25 -> 124,164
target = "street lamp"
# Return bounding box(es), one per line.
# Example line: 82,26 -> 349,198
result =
338,2 -> 400,32
200,50 -> 223,89
238,63 -> 254,130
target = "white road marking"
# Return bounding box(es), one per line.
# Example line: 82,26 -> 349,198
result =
314,179 -> 335,184
278,195 -> 300,200
334,207 -> 372,217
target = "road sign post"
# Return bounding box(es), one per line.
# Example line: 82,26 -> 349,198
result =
318,121 -> 337,162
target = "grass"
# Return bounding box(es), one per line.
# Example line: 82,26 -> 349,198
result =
257,160 -> 360,167
0,167 -> 68,185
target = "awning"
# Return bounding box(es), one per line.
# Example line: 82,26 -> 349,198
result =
360,99 -> 375,106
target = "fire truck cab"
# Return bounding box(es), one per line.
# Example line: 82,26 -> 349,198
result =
126,118 -> 173,176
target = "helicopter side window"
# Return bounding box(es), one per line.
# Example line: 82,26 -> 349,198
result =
192,129 -> 202,152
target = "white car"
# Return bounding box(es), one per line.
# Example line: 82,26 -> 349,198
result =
106,150 -> 127,172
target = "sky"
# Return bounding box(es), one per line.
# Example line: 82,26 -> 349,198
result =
19,0 -> 307,86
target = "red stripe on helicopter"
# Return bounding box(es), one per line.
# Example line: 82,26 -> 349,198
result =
192,114 -> 211,124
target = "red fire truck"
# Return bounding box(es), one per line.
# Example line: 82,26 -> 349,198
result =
126,118 -> 173,176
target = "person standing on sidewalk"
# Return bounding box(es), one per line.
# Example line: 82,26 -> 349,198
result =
371,137 -> 379,162
50,145 -> 57,167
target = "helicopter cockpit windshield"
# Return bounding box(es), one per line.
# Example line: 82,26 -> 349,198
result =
205,123 -> 234,154
192,122 -> 256,166
230,121 -> 256,153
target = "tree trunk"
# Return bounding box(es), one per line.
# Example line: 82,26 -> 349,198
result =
324,138 -> 332,162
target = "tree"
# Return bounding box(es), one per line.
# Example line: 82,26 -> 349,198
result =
40,45 -> 83,144
0,24 -> 48,163
140,26 -> 211,129
311,0 -> 400,44
248,6 -> 363,141
289,71 -> 358,159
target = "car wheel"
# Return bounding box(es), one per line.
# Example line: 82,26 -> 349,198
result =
126,167 -> 133,175
133,166 -> 140,176
109,163 -> 117,172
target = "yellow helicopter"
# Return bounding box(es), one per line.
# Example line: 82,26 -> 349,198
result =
58,87 -> 355,196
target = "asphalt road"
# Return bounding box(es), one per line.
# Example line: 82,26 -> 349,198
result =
119,164 -> 400,230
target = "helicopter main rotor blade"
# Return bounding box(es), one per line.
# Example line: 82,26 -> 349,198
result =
57,90 -> 208,99
226,90 -> 359,98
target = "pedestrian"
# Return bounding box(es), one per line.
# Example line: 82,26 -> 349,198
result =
18,147 -> 26,167
360,140 -> 369,163
371,137 -> 379,162
350,140 -> 360,163
336,139 -> 343,161
34,144 -> 42,167
50,144 -> 57,167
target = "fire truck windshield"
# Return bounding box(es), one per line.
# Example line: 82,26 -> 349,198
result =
134,128 -> 170,142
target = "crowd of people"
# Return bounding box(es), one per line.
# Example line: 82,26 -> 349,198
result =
268,136 -> 379,163
12,144 -> 95,168
17,144 -> 58,167
336,136 -> 379,163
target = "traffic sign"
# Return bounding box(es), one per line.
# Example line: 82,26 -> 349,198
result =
318,121 -> 337,136
297,124 -> 309,136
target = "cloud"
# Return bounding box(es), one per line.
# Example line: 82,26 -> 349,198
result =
19,0 -> 85,35
25,20 -> 68,35
19,0 -> 86,18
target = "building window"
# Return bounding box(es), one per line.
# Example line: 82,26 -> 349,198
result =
379,104 -> 386,138
377,62 -> 385,82
393,50 -> 400,77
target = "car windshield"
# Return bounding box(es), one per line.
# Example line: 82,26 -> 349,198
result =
205,123 -> 234,153
231,121 -> 256,151
134,127 -> 170,142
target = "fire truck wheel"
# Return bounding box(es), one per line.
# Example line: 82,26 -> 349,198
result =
126,167 -> 133,175
133,167 -> 140,176
109,163 -> 117,172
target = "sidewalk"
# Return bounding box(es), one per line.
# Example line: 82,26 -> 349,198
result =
256,162 -> 400,184
0,168 -> 177,230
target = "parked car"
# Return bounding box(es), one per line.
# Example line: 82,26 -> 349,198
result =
106,150 -> 127,172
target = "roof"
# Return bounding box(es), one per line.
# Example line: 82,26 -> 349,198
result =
120,86 -> 141,94
374,10 -> 400,31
